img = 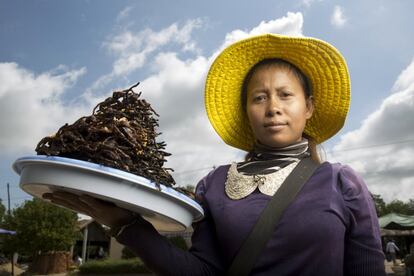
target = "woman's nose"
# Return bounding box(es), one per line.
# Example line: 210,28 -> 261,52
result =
266,99 -> 281,116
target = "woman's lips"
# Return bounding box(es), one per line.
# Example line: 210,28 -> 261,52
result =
264,122 -> 287,132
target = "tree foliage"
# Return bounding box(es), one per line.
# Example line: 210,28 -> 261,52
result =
371,194 -> 414,217
0,198 -> 6,223
371,194 -> 386,216
385,199 -> 414,216
1,198 -> 79,256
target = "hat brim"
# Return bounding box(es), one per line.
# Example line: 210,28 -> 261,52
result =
205,34 -> 351,151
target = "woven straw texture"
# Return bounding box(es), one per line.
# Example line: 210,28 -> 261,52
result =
205,34 -> 351,151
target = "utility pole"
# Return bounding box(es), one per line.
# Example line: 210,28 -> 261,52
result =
7,182 -> 14,276
7,182 -> 11,215
82,226 -> 89,263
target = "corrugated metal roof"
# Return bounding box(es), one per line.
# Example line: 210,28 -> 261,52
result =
379,213 -> 414,230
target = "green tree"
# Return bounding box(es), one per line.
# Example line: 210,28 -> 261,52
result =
384,199 -> 413,216
371,193 -> 386,217
0,198 -> 6,223
2,198 -> 78,256
184,184 -> 195,193
370,194 -> 414,217
408,199 -> 414,215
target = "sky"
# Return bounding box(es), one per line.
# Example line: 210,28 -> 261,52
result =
1,0 -> 414,209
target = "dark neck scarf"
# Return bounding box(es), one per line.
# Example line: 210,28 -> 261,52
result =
237,138 -> 310,175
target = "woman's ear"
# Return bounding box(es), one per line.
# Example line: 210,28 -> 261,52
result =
305,96 -> 314,119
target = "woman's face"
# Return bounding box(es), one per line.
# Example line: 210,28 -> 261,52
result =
246,66 -> 313,148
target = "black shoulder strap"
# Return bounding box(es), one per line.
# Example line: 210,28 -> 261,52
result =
226,157 -> 319,276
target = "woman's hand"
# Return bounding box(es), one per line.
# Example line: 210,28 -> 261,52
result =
42,191 -> 136,228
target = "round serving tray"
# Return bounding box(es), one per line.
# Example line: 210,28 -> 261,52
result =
13,155 -> 204,232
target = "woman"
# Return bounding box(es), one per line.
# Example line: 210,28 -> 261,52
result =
45,34 -> 386,275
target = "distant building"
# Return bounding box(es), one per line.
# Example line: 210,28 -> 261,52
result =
76,218 -> 195,260
75,219 -> 110,262
379,213 -> 414,257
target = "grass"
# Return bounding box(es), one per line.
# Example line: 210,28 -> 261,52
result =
77,258 -> 151,274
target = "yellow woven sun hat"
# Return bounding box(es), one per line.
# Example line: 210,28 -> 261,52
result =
205,33 -> 351,151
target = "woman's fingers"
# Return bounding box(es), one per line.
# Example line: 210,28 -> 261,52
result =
42,191 -> 131,227
52,199 -> 91,216
79,194 -> 137,225
42,191 -> 139,228
42,193 -> 53,200
43,191 -> 98,214
58,191 -> 101,212
44,193 -> 92,216
79,194 -> 110,208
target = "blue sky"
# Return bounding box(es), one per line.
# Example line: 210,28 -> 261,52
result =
1,0 -> 414,208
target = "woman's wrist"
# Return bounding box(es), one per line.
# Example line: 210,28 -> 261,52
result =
109,213 -> 141,238
109,212 -> 136,227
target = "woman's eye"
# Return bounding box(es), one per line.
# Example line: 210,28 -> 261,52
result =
253,95 -> 266,102
280,91 -> 292,98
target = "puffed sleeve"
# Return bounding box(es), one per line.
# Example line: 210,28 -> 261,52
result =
116,170 -> 225,275
338,165 -> 386,275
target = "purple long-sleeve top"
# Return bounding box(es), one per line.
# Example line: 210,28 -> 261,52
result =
117,162 -> 386,275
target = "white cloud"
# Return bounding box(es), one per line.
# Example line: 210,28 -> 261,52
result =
94,12 -> 303,97
392,59 -> 414,93
0,62 -> 89,155
116,6 -> 133,23
104,18 -> 203,76
85,19 -> 203,97
331,5 -> 347,28
220,12 -> 304,51
301,0 -> 323,8
104,30 -> 144,55
112,51 -> 148,76
330,58 -> 414,202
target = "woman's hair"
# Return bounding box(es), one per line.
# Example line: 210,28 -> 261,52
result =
241,58 -> 322,163
304,134 -> 323,164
